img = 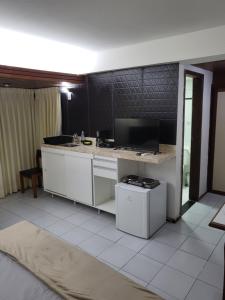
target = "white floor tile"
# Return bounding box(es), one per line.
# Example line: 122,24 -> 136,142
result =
181,211 -> 205,225
0,208 -> 23,227
46,220 -> 75,236
164,220 -> 197,235
31,214 -> 60,228
64,212 -> 92,226
140,240 -> 177,263
98,244 -> 136,268
185,280 -> 223,300
190,226 -> 224,245
119,270 -> 148,287
78,205 -> 98,217
198,261 -> 224,290
62,227 -> 93,245
167,250 -> 206,278
117,234 -> 148,252
200,193 -> 225,208
153,227 -> 187,248
97,257 -> 120,271
199,209 -> 218,228
147,284 -> 180,300
151,266 -> 195,300
94,212 -> 115,224
209,236 -> 225,266
47,206 -> 74,219
180,237 -> 215,260
97,224 -> 124,242
80,218 -> 110,233
2,201 -> 45,221
187,202 -> 211,217
122,254 -> 163,283
79,235 -> 113,256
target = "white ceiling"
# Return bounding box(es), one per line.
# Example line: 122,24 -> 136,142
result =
0,0 -> 225,51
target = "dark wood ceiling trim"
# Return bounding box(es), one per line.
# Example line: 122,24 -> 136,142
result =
0,64 -> 85,84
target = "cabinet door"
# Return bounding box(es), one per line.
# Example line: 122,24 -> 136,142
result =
66,154 -> 93,205
42,150 -> 66,195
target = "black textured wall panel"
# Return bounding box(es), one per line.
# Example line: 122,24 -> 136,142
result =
88,72 -> 113,137
143,64 -> 178,120
61,63 -> 179,144
113,68 -> 143,120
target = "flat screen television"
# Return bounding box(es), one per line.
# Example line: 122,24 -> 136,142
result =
114,118 -> 160,152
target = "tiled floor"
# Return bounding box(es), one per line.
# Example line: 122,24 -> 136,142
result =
0,190 -> 224,300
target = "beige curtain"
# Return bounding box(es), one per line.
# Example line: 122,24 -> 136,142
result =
0,87 -> 61,198
34,88 -> 61,149
0,88 -> 35,197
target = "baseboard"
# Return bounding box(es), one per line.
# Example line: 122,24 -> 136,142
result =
166,216 -> 181,223
210,190 -> 225,196
198,191 -> 208,200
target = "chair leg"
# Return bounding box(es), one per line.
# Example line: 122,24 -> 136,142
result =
20,173 -> 24,193
32,175 -> 37,198
38,174 -> 42,188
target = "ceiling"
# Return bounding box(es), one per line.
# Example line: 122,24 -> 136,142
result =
0,0 -> 225,51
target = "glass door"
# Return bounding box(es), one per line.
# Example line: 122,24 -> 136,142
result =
182,75 -> 193,205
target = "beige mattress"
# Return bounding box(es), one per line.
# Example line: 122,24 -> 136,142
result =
0,221 -> 162,300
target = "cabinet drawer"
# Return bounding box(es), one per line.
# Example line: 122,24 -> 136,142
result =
93,156 -> 117,170
93,166 -> 117,180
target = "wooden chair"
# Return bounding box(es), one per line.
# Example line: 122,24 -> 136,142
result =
20,150 -> 42,198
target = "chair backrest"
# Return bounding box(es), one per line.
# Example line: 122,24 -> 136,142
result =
36,149 -> 42,168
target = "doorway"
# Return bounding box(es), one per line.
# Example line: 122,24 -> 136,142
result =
181,71 -> 204,210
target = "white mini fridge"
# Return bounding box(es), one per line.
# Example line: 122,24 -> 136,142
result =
115,182 -> 167,239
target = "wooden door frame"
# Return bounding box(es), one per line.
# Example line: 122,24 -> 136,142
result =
181,70 -> 204,209
208,86 -> 225,195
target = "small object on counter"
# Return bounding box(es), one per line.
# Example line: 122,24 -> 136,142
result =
81,130 -> 85,142
82,140 -> 92,145
96,130 -> 100,147
73,133 -> 80,144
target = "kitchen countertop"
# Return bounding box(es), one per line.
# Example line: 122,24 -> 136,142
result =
42,140 -> 176,164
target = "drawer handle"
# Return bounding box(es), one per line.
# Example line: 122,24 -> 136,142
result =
93,165 -> 116,171
94,158 -> 117,163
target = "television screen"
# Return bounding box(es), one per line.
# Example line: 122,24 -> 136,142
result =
114,118 -> 160,152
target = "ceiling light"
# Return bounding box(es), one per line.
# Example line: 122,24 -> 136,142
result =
61,87 -> 72,100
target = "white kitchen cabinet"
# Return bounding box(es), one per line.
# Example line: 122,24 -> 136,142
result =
42,148 -> 66,196
42,147 -> 93,206
65,152 -> 93,206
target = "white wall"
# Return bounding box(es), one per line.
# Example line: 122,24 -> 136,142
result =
93,25 -> 225,73
177,65 -> 213,202
141,159 -> 177,220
